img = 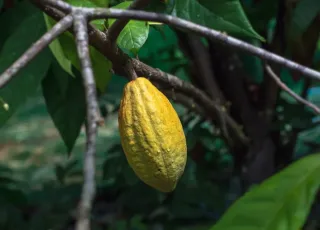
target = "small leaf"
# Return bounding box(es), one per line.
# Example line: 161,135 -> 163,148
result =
42,60 -> 86,154
109,1 -> 150,54
210,153 -> 320,230
0,12 -> 52,127
173,0 -> 264,40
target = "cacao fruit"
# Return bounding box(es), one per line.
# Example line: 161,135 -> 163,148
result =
118,77 -> 187,193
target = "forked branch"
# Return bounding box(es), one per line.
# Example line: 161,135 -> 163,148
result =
1,1 -> 320,230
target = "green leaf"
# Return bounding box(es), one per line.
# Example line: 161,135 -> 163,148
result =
109,1 -> 150,54
290,0 -> 320,41
0,0 -> 3,10
173,0 -> 264,40
0,12 -> 52,127
90,46 -> 113,93
42,60 -> 86,154
210,153 -> 320,230
43,14 -> 75,77
44,14 -> 112,93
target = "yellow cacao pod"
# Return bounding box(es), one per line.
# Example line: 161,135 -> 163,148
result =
118,77 -> 187,193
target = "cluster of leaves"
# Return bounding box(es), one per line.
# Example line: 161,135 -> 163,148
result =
1,0 -> 320,229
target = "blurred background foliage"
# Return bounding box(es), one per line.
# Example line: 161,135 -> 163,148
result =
0,0 -> 320,229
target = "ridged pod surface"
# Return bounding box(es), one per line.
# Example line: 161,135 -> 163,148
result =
118,77 -> 187,193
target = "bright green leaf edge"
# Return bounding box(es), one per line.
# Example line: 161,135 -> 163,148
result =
211,153 -> 320,230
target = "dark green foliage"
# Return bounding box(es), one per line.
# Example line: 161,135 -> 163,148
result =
42,61 -> 86,154
0,6 -> 52,126
1,0 -> 320,229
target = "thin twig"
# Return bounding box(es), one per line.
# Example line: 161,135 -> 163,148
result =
107,0 -> 151,44
73,11 -> 99,230
0,14 -> 73,88
265,65 -> 320,114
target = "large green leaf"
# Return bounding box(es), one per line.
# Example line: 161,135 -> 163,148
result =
290,0 -> 320,40
109,1 -> 150,55
0,12 -> 52,127
173,0 -> 264,40
210,153 -> 320,230
42,60 -> 86,154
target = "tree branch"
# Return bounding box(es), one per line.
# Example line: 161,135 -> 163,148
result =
29,0 -> 249,147
107,0 -> 151,44
265,65 -> 320,114
73,11 -> 99,230
36,0 -> 320,81
0,14 -> 73,88
87,10 -> 320,81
